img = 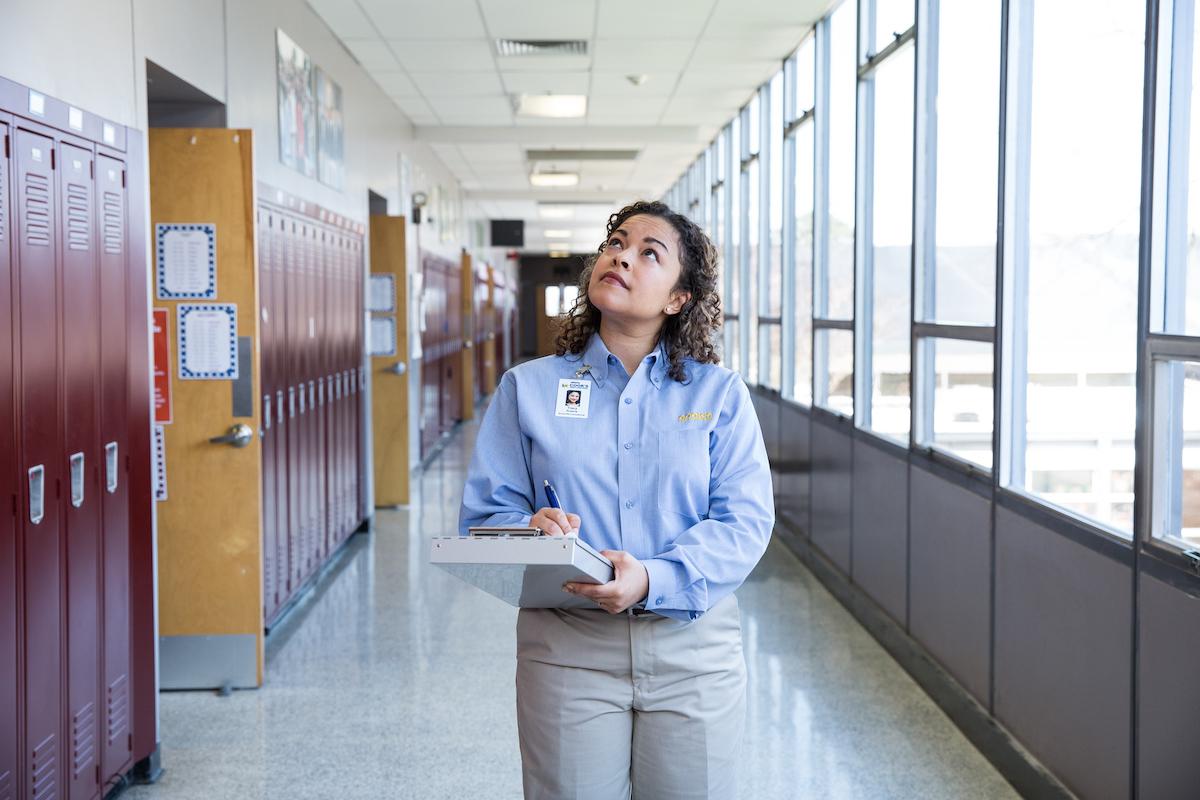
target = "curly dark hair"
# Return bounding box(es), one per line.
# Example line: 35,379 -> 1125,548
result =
554,200 -> 722,382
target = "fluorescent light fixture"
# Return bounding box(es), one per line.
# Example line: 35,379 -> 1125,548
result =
530,171 -> 579,187
517,93 -> 587,118
543,229 -> 571,239
539,206 -> 575,220
549,250 -> 571,258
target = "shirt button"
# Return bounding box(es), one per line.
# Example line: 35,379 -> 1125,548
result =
625,500 -> 634,509
624,398 -> 632,405
623,442 -> 633,450
655,597 -> 663,605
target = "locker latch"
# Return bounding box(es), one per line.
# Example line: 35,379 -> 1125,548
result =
105,442 -> 119,493
289,387 -> 296,418
28,465 -> 44,524
263,396 -> 272,430
69,453 -> 85,508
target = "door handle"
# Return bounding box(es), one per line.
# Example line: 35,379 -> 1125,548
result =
386,361 -> 407,376
209,423 -> 255,448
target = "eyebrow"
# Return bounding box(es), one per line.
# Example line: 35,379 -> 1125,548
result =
614,228 -> 670,254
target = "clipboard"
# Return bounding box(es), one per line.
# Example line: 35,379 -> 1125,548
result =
430,531 -> 614,609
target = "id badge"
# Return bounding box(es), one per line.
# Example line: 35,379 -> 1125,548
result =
556,378 -> 591,419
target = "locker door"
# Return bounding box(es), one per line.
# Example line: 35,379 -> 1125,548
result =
258,210 -> 276,622
96,153 -> 132,782
59,141 -> 102,800
353,237 -> 365,523
285,218 -> 301,594
302,223 -> 315,575
0,118 -> 19,800
271,216 -> 287,606
15,126 -> 64,800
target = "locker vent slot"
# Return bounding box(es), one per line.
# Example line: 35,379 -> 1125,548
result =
23,171 -> 51,246
71,701 -> 96,778
0,769 -> 11,800
30,733 -> 56,800
103,190 -> 123,254
106,674 -> 130,747
66,181 -> 90,251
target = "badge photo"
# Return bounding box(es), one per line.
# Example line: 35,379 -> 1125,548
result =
556,378 -> 591,419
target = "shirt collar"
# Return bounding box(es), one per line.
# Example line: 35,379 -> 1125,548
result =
576,334 -> 670,390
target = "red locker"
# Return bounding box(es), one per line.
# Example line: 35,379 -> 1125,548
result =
0,117 -> 19,800
58,140 -> 102,800
259,210 -> 277,622
96,151 -> 133,782
285,219 -> 301,595
271,213 -> 288,614
15,125 -> 64,800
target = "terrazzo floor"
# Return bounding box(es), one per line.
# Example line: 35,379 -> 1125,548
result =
120,415 -> 1018,800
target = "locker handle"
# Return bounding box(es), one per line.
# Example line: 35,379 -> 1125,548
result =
264,396 -> 272,430
70,453 -> 85,508
28,465 -> 45,525
277,391 -> 285,426
105,442 -> 119,493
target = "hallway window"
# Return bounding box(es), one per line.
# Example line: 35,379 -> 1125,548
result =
788,35 -> 817,406
1000,0 -> 1144,535
912,0 -> 1001,468
741,95 -> 762,384
855,0 -> 915,441
814,0 -> 858,415
727,119 -> 743,374
1148,1 -> 1200,553
760,71 -> 785,390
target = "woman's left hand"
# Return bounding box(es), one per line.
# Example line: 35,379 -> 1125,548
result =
563,551 -> 649,614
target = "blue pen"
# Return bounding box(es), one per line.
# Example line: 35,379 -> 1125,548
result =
543,479 -> 562,510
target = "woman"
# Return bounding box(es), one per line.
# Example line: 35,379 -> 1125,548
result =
459,200 -> 774,799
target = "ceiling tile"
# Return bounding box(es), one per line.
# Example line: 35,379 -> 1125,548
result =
389,95 -> 438,119
586,96 -> 667,122
371,70 -> 419,96
479,0 -> 596,40
501,71 -> 590,95
456,143 -> 525,162
341,38 -> 401,70
359,0 -> 488,39
307,0 -> 378,39
589,71 -> 678,97
430,96 -> 515,122
674,67 -> 774,94
496,54 -> 591,73
389,39 -> 497,71
595,0 -> 716,39
410,71 -> 505,96
590,40 -> 695,74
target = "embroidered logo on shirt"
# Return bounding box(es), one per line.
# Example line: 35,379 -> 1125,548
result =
677,411 -> 713,424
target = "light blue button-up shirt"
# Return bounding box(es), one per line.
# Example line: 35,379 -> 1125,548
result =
458,333 -> 775,621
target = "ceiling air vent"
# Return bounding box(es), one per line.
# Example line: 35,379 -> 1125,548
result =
495,39 -> 588,57
527,149 -> 640,162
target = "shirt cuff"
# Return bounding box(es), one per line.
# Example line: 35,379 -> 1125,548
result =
642,557 -> 695,614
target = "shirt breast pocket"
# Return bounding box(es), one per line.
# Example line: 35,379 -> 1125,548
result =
654,428 -> 711,519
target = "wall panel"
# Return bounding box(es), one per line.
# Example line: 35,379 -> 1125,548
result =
1137,573 -> 1200,799
809,419 -> 852,574
775,402 -> 810,535
850,440 -> 907,624
993,506 -> 1131,800
908,466 -> 991,705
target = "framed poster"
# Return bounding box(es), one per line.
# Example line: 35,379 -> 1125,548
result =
155,224 -> 216,299
316,67 -> 344,190
276,29 -> 317,179
177,304 -> 239,380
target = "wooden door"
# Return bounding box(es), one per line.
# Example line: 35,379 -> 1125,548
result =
369,215 -> 409,506
149,129 -> 263,688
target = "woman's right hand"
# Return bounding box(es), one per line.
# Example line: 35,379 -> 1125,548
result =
531,507 -> 581,537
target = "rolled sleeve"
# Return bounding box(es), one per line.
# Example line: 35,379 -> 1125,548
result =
645,378 -> 774,620
457,372 -> 535,535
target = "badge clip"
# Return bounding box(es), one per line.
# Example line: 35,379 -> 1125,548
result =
574,364 -> 592,378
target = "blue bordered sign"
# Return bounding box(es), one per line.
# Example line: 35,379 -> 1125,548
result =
177,303 -> 238,380
156,223 -> 217,299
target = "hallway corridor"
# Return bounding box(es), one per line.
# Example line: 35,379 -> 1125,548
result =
125,418 -> 1018,800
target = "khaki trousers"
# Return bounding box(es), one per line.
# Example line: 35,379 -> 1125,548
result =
515,595 -> 746,800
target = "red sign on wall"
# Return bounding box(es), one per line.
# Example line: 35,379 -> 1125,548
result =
153,308 -> 173,424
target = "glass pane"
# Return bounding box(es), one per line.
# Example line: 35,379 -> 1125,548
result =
1151,361 -> 1200,547
817,328 -> 854,416
925,338 -> 994,468
1165,5 -> 1200,333
726,318 -> 741,373
874,0 -> 915,54
1013,0 -> 1143,534
543,285 -> 560,316
730,118 -> 742,316
768,73 -> 784,317
929,0 -> 1000,325
794,123 -> 815,405
795,35 -> 816,113
827,0 -> 857,320
869,45 -> 914,440
760,323 -> 783,390
745,158 -> 760,383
